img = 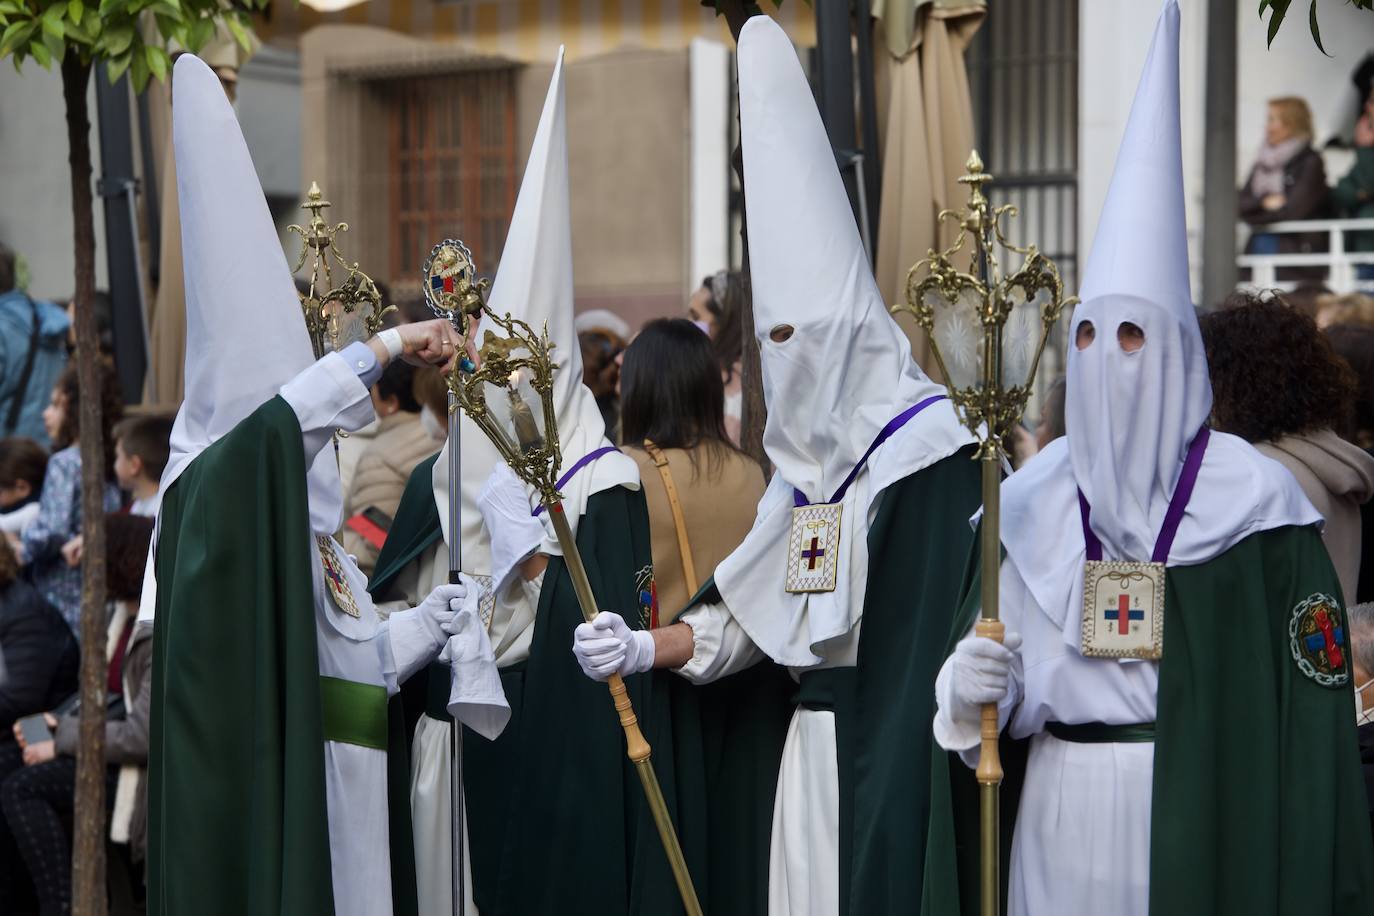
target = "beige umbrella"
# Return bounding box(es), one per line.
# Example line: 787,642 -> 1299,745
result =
872,0 -> 984,378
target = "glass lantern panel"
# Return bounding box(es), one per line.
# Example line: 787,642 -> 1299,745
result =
1001,285 -> 1046,391
929,285 -> 983,391
483,367 -> 546,456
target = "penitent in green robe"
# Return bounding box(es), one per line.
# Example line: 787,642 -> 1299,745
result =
922,524 -> 1374,916
147,396 -> 417,916
678,444 -> 982,915
371,470 -> 707,915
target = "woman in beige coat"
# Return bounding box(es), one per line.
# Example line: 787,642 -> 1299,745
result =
342,359 -> 441,576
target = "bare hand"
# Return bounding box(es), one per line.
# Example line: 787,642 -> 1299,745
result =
395,319 -> 463,371
61,535 -> 83,568
1261,193 -> 1286,212
22,740 -> 55,766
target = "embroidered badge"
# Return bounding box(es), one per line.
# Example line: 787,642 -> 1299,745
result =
1289,593 -> 1349,688
635,564 -> 658,629
1080,560 -> 1164,660
785,503 -> 842,594
318,536 -> 361,618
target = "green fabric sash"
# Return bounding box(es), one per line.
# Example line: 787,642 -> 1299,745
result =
319,676 -> 389,751
1045,721 -> 1156,743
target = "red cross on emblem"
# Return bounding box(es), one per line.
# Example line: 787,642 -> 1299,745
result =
801,536 -> 826,571
1103,594 -> 1144,635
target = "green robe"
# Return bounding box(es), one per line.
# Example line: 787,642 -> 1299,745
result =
370,469 -> 707,915
922,524 -> 1374,916
148,396 -> 416,916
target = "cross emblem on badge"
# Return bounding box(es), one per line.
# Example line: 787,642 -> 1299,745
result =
1103,594 -> 1144,635
801,536 -> 826,571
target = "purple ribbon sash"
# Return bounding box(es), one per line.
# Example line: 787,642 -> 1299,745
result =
793,394 -> 948,508
532,445 -> 621,517
1077,427 -> 1210,564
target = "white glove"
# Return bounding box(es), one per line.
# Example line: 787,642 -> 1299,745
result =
438,596 -> 510,741
572,611 -> 655,682
478,463 -> 548,593
387,578 -> 473,685
946,631 -> 1022,726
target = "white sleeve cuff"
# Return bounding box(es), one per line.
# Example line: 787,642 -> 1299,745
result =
676,601 -> 763,684
279,352 -> 379,462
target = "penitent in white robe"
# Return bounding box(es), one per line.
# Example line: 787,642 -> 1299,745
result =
933,560 -> 1159,916
282,353 -> 454,916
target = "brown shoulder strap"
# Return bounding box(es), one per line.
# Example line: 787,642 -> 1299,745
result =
643,440 -> 699,595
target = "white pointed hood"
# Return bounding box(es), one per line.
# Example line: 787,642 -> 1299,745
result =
139,54 -> 348,625
1063,0 -> 1211,562
708,17 -> 973,666
997,0 -> 1318,637
437,48 -> 636,554
165,53 -> 343,535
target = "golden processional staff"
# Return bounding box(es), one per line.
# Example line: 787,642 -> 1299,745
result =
424,239 -> 704,916
422,239 -> 486,916
891,151 -> 1074,916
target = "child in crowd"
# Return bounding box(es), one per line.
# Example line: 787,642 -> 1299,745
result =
20,365 -> 122,636
0,437 -> 48,539
113,415 -> 173,518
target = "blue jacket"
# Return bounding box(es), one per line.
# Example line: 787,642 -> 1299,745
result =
0,288 -> 70,446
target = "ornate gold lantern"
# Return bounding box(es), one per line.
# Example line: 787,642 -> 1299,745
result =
890,151 -> 1076,916
288,181 -> 396,359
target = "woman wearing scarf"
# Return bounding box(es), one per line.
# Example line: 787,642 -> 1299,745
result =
1239,96 -> 1327,276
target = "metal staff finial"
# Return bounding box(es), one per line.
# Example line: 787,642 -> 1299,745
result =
288,180 -> 396,360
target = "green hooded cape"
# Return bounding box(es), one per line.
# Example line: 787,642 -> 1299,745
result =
922,523 -> 1374,916
148,396 -> 416,916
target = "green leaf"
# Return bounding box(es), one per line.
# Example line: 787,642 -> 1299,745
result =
28,33 -> 47,64
102,23 -> 133,54
67,0 -> 82,25
1307,0 -> 1330,55
1259,0 -> 1289,47
0,19 -> 35,56
105,48 -> 130,82
186,14 -> 211,49
129,38 -> 147,90
39,2 -> 63,36
41,23 -> 61,57
98,0 -> 120,19
225,13 -> 248,51
144,41 -> 164,80
0,2 -> 24,16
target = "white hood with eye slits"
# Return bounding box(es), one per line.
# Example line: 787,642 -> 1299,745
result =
997,0 -> 1319,635
706,17 -> 974,667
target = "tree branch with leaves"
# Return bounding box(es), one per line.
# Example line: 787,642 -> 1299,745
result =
1260,0 -> 1374,53
0,1 -> 261,912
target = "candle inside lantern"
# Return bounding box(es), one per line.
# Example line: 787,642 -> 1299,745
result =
507,370 -> 544,454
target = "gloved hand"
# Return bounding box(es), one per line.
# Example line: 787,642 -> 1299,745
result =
572,611 -> 655,682
946,631 -> 1022,725
438,597 -> 510,741
388,579 -> 474,685
479,463 -> 548,593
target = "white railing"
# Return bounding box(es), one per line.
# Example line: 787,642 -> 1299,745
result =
1235,218 -> 1374,293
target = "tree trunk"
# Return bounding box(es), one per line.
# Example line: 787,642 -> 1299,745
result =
61,51 -> 109,916
719,1 -> 770,476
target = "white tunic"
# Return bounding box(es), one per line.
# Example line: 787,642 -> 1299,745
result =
678,601 -> 860,916
282,353 -> 445,916
933,560 -> 1159,916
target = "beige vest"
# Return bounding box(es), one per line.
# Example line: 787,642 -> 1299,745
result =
629,444 -> 765,622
